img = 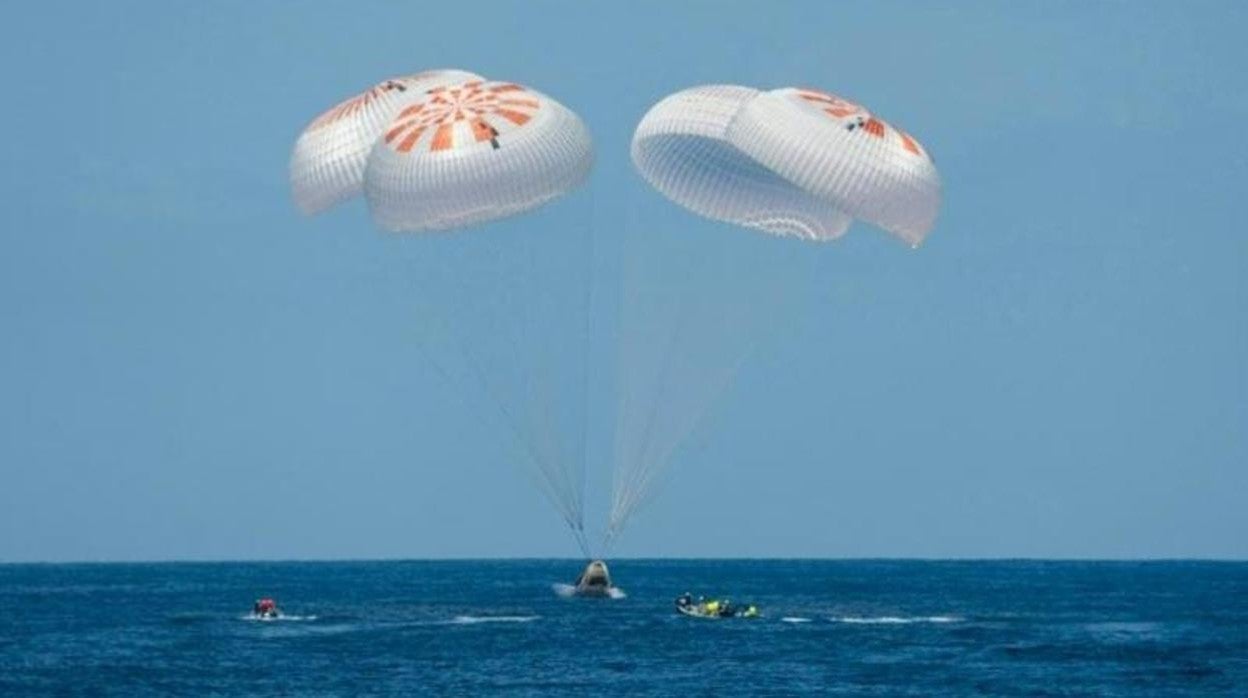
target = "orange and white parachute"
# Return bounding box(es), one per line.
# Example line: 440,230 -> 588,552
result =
290,70 -> 592,231
290,70 -> 484,215
365,79 -> 592,232
632,84 -> 940,246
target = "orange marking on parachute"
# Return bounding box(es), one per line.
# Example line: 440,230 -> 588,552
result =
863,118 -> 886,138
802,91 -> 863,118
471,118 -> 496,143
489,83 -> 524,94
396,126 -> 426,153
898,130 -> 922,156
397,103 -> 425,119
493,108 -> 531,125
497,98 -> 539,109
799,91 -> 837,105
384,119 -> 417,143
463,81 -> 483,89
430,123 -> 454,151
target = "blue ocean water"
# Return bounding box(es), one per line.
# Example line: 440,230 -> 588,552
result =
1,560 -> 1245,695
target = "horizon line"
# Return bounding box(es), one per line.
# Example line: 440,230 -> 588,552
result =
3,555 -> 1246,566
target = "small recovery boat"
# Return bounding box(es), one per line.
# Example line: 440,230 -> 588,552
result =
251,598 -> 281,620
675,593 -> 759,619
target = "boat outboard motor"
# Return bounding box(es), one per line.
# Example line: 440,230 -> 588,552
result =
573,559 -> 614,597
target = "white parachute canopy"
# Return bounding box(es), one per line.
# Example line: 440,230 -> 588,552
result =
290,69 -> 485,215
631,85 -> 852,241
610,84 -> 941,540
631,84 -> 941,246
291,71 -> 593,231
290,72 -> 595,551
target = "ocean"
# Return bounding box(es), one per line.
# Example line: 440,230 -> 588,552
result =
1,560 -> 1245,695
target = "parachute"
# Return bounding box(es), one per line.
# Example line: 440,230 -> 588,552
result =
631,84 -> 940,246
290,70 -> 595,552
365,80 -> 593,232
290,70 -> 485,215
291,70 -> 590,228
630,85 -> 852,241
610,83 -> 941,540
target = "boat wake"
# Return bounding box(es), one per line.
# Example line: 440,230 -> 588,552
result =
241,614 -> 318,623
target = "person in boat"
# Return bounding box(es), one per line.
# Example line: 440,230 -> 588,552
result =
253,598 -> 279,618
677,594 -> 759,618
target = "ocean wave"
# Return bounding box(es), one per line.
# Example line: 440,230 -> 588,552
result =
781,617 -> 813,623
450,615 -> 539,625
832,615 -> 960,624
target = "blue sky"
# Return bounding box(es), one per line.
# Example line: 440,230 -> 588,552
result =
1,1 -> 1245,561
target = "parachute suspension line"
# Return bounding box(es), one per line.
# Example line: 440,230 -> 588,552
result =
522,223 -> 585,533
577,187 -> 596,549
630,240 -> 799,516
406,239 -> 583,534
621,325 -> 761,523
606,200 -> 651,543
508,230 -> 584,534
608,214 -> 719,540
607,233 -> 805,542
411,289 -> 579,531
609,262 -> 697,538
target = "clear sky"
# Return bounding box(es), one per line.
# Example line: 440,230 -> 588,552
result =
1,1 -> 1245,562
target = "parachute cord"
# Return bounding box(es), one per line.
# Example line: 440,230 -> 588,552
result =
572,523 -> 591,559
412,307 -> 577,530
635,239 -> 808,524
409,249 -> 580,534
609,231 -> 802,537
577,183 -> 597,551
497,228 -> 583,533
609,226 -> 708,535
607,206 -> 644,537
621,330 -> 759,523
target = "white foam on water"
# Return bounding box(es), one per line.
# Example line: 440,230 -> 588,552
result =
831,615 -> 960,625
451,615 -> 539,625
551,583 -> 627,599
241,614 -> 318,623
781,617 -> 813,623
